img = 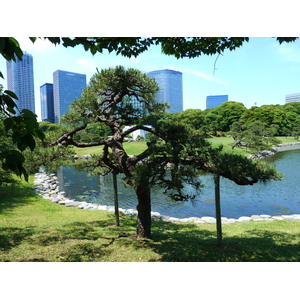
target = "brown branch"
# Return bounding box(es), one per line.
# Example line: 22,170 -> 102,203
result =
121,125 -> 156,138
55,123 -> 106,148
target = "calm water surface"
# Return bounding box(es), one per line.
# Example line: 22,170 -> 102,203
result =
56,149 -> 300,218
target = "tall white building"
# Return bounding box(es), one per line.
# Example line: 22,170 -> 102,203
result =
6,52 -> 35,114
285,93 -> 300,104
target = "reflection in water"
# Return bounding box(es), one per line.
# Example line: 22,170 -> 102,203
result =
56,149 -> 300,219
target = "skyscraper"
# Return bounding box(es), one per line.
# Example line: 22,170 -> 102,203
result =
285,93 -> 300,104
6,52 -> 35,114
53,70 -> 86,123
206,95 -> 228,109
147,69 -> 183,113
40,83 -> 54,123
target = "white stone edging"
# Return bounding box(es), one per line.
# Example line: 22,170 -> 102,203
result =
249,142 -> 300,160
33,172 -> 300,224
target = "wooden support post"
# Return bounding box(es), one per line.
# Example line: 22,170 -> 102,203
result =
214,174 -> 222,246
112,172 -> 120,226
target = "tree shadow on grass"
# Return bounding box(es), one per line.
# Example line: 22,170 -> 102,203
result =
138,221 -> 300,262
21,216 -> 136,262
0,182 -> 36,214
0,214 -> 137,262
0,226 -> 36,251
28,219 -> 121,247
2,211 -> 299,262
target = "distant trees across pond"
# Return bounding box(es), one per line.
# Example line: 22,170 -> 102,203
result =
173,101 -> 300,140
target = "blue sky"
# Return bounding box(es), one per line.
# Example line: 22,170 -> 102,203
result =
1,37 -> 300,120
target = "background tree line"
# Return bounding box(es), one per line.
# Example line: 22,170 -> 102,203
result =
173,101 -> 300,137
171,101 -> 300,152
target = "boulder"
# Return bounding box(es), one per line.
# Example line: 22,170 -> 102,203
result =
85,204 -> 99,210
250,215 -> 260,219
238,216 -> 252,222
77,202 -> 88,209
260,214 -> 272,218
106,206 -> 115,212
98,205 -> 108,211
194,220 -> 205,224
68,202 -> 83,207
64,201 -> 77,207
201,216 -> 216,222
58,199 -> 74,205
151,212 -> 161,217
227,218 -> 237,223
51,197 -> 60,203
272,216 -> 284,220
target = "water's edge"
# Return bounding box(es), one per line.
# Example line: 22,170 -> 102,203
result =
249,142 -> 300,159
34,172 -> 300,224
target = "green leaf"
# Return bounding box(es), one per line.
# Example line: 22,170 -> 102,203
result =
6,106 -> 16,115
4,90 -> 18,100
34,129 -> 45,141
1,149 -> 28,181
276,37 -> 298,44
17,134 -> 36,151
3,117 -> 15,132
0,38 -> 6,52
3,94 -> 17,109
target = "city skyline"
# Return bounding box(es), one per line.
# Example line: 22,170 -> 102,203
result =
2,37 -> 300,121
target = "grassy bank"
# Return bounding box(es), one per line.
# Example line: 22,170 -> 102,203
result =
1,177 -> 300,262
74,141 -> 148,157
207,136 -> 300,156
73,136 -> 300,157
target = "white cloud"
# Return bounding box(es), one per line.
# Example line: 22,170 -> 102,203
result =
165,65 -> 227,85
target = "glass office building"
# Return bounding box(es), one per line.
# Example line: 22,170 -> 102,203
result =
40,83 -> 54,123
6,52 -> 35,114
147,69 -> 183,113
53,70 -> 86,123
285,93 -> 300,104
206,95 -> 228,109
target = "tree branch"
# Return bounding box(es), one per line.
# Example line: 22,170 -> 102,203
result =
121,125 -> 156,138
55,123 -> 106,148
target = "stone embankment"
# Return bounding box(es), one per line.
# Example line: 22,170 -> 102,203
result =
34,172 -> 300,224
249,142 -> 300,160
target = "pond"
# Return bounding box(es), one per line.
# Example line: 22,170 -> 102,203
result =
56,149 -> 300,219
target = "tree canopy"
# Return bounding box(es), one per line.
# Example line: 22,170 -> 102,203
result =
54,66 -> 281,238
30,37 -> 298,58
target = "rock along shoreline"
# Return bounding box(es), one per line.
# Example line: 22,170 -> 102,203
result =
33,172 -> 300,225
248,142 -> 300,160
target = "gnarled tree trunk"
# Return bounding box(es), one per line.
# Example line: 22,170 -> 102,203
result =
135,178 -> 152,239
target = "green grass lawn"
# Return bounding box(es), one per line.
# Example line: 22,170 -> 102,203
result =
74,141 -> 148,157
73,137 -> 300,158
207,136 -> 300,156
1,177 -> 300,262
